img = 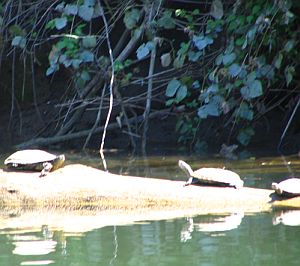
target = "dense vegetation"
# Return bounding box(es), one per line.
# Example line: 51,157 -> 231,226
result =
0,0 -> 299,155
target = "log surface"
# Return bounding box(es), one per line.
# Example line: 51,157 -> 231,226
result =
0,164 -> 273,213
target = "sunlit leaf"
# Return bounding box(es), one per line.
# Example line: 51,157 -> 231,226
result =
84,0 -> 95,6
198,103 -> 220,118
192,80 -> 200,89
46,65 -> 58,76
193,35 -> 213,50
188,51 -> 202,62
71,59 -> 82,69
222,52 -> 236,65
210,0 -> 223,19
207,84 -> 218,93
64,4 -> 78,15
241,80 -> 262,99
215,54 -> 223,65
55,17 -> 67,30
166,79 -> 181,97
228,63 -> 241,77
78,5 -> 94,21
11,36 -> 26,48
136,42 -> 153,60
82,36 -> 97,48
160,52 -> 171,67
176,85 -> 187,102
79,50 -> 94,62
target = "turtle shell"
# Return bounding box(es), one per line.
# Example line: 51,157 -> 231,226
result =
192,167 -> 243,188
4,149 -> 65,172
272,178 -> 300,197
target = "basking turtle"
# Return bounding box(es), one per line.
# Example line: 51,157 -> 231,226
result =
4,149 -> 65,177
272,178 -> 300,197
178,160 -> 243,189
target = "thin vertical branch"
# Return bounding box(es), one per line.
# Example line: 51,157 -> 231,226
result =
98,0 -> 115,171
83,84 -> 106,150
142,38 -> 157,155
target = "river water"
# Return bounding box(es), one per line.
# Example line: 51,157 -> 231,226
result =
0,152 -> 300,265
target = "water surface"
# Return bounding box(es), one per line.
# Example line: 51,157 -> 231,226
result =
0,152 -> 300,265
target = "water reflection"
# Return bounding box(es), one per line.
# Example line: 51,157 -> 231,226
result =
181,213 -> 244,241
273,210 -> 300,226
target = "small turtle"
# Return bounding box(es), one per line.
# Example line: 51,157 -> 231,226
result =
178,160 -> 243,189
4,149 -> 65,177
272,178 -> 300,197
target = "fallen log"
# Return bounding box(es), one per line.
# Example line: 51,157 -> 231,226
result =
0,164 -> 295,232
0,164 -> 274,212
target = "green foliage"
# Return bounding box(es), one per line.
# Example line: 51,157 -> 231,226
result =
162,0 -> 299,151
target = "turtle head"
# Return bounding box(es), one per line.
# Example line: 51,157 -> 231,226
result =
52,154 -> 65,170
234,179 -> 244,189
271,182 -> 282,194
178,160 -> 194,177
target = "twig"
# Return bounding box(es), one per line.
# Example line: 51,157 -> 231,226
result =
98,0 -> 115,171
142,38 -> 157,154
15,109 -> 170,149
278,95 -> 300,151
83,84 -> 106,150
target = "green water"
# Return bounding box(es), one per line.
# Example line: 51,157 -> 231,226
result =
1,153 -> 300,265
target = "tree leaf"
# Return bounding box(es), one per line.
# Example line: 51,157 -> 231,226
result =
237,127 -> 255,146
241,80 -> 262,99
188,51 -> 202,62
71,59 -> 82,69
78,5 -> 94,21
210,0 -> 223,19
284,40 -> 295,52
55,17 -> 67,30
124,8 -> 140,29
236,102 -> 253,120
228,63 -> 241,77
82,36 -> 97,48
176,85 -> 187,102
197,103 -> 220,118
79,50 -> 94,62
274,53 -> 283,69
160,52 -> 171,67
284,66 -> 295,86
11,36 -> 26,48
136,42 -> 151,60
166,79 -> 181,97
64,4 -> 78,15
157,10 -> 175,29
193,35 -> 213,50
222,52 -> 236,65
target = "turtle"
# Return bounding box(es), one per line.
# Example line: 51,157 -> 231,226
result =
4,149 -> 65,177
272,178 -> 300,197
178,160 -> 243,189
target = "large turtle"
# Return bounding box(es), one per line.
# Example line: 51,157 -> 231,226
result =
272,178 -> 300,197
178,160 -> 243,189
4,149 -> 65,177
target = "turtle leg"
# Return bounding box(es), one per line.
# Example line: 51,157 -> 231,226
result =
39,162 -> 53,177
184,177 -> 195,187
